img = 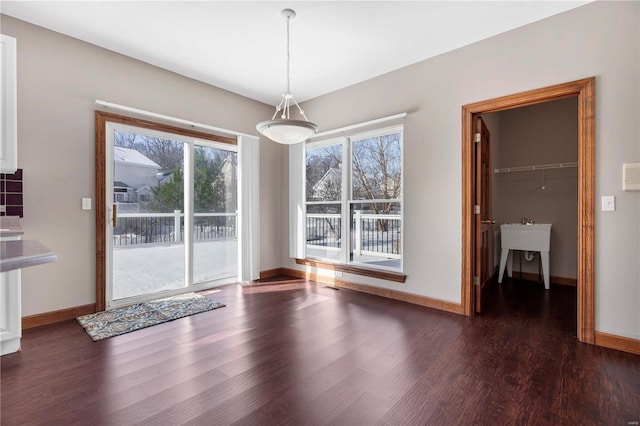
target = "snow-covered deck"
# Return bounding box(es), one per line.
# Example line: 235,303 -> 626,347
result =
112,239 -> 238,300
306,246 -> 401,270
112,237 -> 399,302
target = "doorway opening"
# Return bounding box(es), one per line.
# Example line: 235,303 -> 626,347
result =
461,78 -> 595,344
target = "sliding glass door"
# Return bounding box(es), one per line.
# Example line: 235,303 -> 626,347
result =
192,143 -> 238,284
106,123 -> 238,308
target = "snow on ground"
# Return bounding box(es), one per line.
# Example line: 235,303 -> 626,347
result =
306,246 -> 401,269
113,239 -> 238,300
112,239 -> 398,301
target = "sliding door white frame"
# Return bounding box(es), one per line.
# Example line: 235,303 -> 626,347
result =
105,122 -> 250,309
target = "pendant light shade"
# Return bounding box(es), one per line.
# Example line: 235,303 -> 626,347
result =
256,118 -> 318,145
256,9 -> 318,145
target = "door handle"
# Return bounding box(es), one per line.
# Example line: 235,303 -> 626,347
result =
481,220 -> 496,224
112,203 -> 117,227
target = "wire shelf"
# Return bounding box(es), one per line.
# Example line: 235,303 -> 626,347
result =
494,162 -> 578,174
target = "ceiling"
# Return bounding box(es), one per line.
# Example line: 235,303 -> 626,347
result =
1,1 -> 590,106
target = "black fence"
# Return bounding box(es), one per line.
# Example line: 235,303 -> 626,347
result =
113,213 -> 236,247
306,216 -> 341,248
306,213 -> 401,255
358,216 -> 401,254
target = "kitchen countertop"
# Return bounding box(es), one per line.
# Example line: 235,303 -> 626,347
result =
0,239 -> 58,272
0,216 -> 24,237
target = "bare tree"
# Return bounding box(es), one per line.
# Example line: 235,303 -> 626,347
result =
113,131 -> 183,171
351,134 -> 401,231
351,134 -> 401,203
138,137 -> 183,171
312,135 -> 401,213
114,130 -> 137,148
305,135 -> 401,237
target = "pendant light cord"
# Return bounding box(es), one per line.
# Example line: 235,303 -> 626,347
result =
286,13 -> 291,95
269,9 -> 312,123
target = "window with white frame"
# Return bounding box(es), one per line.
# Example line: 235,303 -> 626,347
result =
305,140 -> 344,262
304,126 -> 403,271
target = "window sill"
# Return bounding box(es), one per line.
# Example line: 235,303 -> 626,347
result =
295,258 -> 406,283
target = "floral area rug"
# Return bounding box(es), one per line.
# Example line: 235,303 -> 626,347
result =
77,293 -> 225,341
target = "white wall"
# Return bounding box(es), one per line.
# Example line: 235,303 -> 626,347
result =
289,1 -> 640,339
0,15 -> 283,316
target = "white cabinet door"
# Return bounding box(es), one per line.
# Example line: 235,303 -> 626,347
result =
0,234 -> 22,355
1,34 -> 17,174
0,269 -> 21,355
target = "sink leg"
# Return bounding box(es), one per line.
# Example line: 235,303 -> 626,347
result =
498,248 -> 510,283
541,251 -> 550,290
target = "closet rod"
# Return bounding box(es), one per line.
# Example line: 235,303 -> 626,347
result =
494,161 -> 578,174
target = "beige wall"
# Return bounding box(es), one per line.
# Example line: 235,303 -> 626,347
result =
0,15 -> 283,316
3,1 -> 639,341
488,97 -> 578,280
291,1 -> 640,339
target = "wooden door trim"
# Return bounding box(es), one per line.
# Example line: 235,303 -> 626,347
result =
461,77 -> 595,344
474,117 -> 492,313
95,111 -> 107,312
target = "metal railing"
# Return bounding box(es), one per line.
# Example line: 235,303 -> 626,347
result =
113,211 -> 237,247
306,214 -> 341,248
306,211 -> 401,258
353,210 -> 401,258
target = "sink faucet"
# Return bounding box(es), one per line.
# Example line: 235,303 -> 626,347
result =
521,217 -> 535,225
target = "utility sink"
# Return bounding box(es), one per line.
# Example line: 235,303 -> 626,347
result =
500,223 -> 551,252
499,223 -> 552,289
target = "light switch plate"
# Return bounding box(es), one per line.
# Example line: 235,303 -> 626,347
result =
82,198 -> 92,210
601,195 -> 615,211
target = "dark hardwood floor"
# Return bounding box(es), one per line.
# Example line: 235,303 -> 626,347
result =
2,277 -> 638,425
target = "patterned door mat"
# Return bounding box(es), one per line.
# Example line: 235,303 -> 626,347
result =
77,293 -> 225,341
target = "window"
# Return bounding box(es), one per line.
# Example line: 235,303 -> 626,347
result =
305,141 -> 344,261
304,126 -> 403,271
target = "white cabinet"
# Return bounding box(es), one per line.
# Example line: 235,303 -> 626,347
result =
1,34 -> 17,173
0,235 -> 21,355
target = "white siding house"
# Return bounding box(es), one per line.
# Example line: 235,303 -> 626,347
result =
113,147 -> 160,190
113,147 -> 160,203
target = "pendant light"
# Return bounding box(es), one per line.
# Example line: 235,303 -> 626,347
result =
256,9 -> 319,145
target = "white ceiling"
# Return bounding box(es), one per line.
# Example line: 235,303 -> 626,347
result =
1,1 -> 590,106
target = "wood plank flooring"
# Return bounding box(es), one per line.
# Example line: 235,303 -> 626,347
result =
2,277 -> 639,425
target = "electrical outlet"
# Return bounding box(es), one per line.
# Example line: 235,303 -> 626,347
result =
82,198 -> 92,210
601,195 -> 615,212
